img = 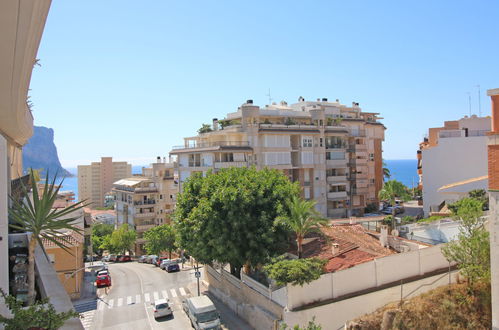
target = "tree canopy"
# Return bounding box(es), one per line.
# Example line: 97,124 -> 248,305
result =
264,257 -> 326,287
378,180 -> 411,205
91,223 -> 114,255
442,198 -> 490,284
174,167 -> 300,276
110,224 -> 136,254
144,224 -> 176,258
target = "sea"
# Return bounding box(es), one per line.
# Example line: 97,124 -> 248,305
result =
59,161 -> 418,201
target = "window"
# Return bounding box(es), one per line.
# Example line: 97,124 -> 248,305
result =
326,151 -> 345,160
319,138 -> 323,147
302,137 -> 313,148
369,153 -> 375,161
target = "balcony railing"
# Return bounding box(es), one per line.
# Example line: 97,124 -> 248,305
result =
134,200 -> 155,206
327,191 -> 348,199
135,187 -> 158,193
351,129 -> 366,137
214,161 -> 248,169
172,141 -> 250,150
327,175 -> 348,183
135,212 -> 155,218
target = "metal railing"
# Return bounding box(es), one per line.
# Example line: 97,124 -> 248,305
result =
172,141 -> 250,150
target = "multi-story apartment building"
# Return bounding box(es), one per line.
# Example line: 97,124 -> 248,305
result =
78,157 -> 131,209
113,159 -> 177,254
417,115 -> 490,216
170,98 -> 385,218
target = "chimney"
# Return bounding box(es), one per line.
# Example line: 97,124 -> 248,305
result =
156,156 -> 160,163
246,99 -> 253,104
213,118 -> 219,131
488,89 -> 499,133
331,242 -> 340,255
322,98 -> 328,102
380,225 -> 388,247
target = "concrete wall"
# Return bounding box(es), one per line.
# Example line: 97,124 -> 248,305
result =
283,270 -> 458,330
0,135 -> 8,295
422,135 -> 488,215
45,242 -> 84,299
286,245 -> 452,310
205,266 -> 282,330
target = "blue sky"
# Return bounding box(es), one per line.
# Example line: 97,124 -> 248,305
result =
29,1 -> 499,167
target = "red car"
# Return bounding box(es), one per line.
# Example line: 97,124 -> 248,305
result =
96,274 -> 111,288
118,255 -> 131,262
156,257 -> 168,267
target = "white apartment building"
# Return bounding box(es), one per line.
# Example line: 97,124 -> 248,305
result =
418,115 -> 490,216
113,159 -> 177,254
78,157 -> 131,209
170,98 -> 385,218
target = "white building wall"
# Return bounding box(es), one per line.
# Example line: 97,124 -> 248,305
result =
0,135 -> 8,294
422,135 -> 488,216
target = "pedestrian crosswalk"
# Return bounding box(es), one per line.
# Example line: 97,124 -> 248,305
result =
97,287 -> 190,311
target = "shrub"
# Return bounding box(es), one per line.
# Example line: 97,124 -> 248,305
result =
264,257 -> 326,287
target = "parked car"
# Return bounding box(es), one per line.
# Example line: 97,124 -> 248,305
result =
152,299 -> 172,319
138,255 -> 147,263
382,207 -> 394,215
166,263 -> 180,273
118,255 -> 131,262
108,254 -> 118,262
159,259 -> 173,270
96,269 -> 109,277
156,257 -> 168,267
101,255 -> 110,262
146,255 -> 157,264
95,274 -> 111,288
182,296 -> 221,329
149,256 -> 158,265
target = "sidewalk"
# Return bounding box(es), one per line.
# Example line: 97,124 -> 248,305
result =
73,268 -> 97,305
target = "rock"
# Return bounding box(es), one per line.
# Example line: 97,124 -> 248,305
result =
22,126 -> 72,178
381,309 -> 398,330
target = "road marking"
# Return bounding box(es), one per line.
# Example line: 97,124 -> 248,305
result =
127,296 -> 132,305
161,290 -> 168,299
117,298 -> 123,307
108,299 -> 114,309
153,291 -> 159,301
179,287 -> 187,296
136,294 -> 141,304
144,293 -> 150,302
170,289 -> 177,298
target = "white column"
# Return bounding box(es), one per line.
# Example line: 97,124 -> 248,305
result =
489,190 -> 499,330
0,135 -> 9,294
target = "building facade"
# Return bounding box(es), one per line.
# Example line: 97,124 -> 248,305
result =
417,115 -> 490,216
113,159 -> 177,254
170,98 -> 385,218
78,157 -> 131,209
0,0 -> 52,296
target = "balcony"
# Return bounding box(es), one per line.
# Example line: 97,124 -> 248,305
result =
172,141 -> 251,151
135,212 -> 155,218
134,200 -> 156,206
214,161 -> 248,169
351,129 -> 366,137
327,175 -> 347,183
136,224 -> 155,232
351,187 -> 369,195
327,191 -> 348,200
326,159 -> 348,167
134,187 -> 158,194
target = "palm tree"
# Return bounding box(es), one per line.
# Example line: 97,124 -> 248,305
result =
277,197 -> 328,258
382,160 -> 391,180
378,180 -> 411,227
9,170 -> 88,305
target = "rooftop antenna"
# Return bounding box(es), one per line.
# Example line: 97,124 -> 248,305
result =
476,84 -> 481,116
467,92 -> 472,116
266,88 -> 273,105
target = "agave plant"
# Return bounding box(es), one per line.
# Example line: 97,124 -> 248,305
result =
9,169 -> 88,305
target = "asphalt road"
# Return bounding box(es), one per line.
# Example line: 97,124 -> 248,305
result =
76,261 -> 253,330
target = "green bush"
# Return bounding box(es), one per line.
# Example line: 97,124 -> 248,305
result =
264,257 -> 326,287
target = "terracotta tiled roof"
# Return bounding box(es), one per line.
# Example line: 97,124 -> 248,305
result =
300,224 -> 395,273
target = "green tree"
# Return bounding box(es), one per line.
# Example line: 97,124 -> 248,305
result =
442,198 -> 490,285
197,123 -> 213,134
174,167 -> 300,277
0,288 -> 79,330
382,160 -> 391,180
276,197 -> 328,258
378,180 -> 411,227
468,189 -> 488,210
264,257 -> 326,287
9,170 -> 88,305
110,224 -> 136,254
91,223 -> 114,256
144,224 -> 176,258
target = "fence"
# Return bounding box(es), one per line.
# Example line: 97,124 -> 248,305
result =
286,244 -> 453,310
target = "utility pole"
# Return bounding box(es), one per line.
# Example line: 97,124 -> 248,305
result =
476,84 -> 481,116
266,88 -> 273,105
467,92 -> 472,116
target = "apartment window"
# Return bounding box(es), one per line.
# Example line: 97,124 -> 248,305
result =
325,136 -> 345,149
319,138 -> 323,147
326,151 -> 345,160
302,137 -> 313,148
369,153 -> 374,161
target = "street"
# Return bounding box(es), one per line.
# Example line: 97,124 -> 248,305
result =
74,261 -> 252,330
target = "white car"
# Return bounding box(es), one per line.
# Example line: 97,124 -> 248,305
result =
153,299 -> 172,319
160,259 -> 174,270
